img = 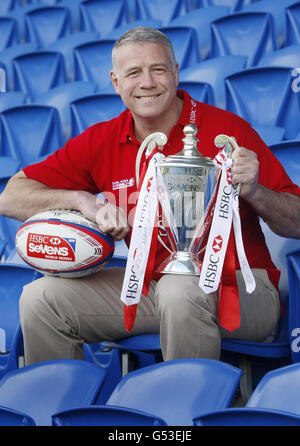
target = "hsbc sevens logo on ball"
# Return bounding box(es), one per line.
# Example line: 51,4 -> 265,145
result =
27,232 -> 76,262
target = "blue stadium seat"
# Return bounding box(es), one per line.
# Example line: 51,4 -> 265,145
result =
285,2 -> 300,46
13,50 -> 68,101
53,405 -> 167,426
70,93 -> 126,137
194,362 -> 300,426
178,81 -> 215,105
52,358 -> 242,426
79,0 -> 128,37
136,0 -> 187,26
180,55 -> 247,109
0,42 -> 39,91
225,66 -> 300,140
202,0 -> 257,13
57,0 -> 85,32
0,213 -> 23,261
0,264 -> 39,379
7,4 -> 49,43
35,81 -> 98,142
0,91 -> 28,112
0,156 -> 22,193
241,0 -> 298,48
0,239 -> 6,259
73,40 -> 115,92
210,12 -> 277,67
287,248 -> 300,364
0,63 -> 8,92
258,43 -> 300,68
46,31 -> 99,81
195,408 -> 300,426
169,6 -> 230,60
251,125 -> 285,146
24,5 -> 72,47
0,0 -> 17,16
105,19 -> 162,40
0,104 -> 64,166
0,17 -> 19,51
0,359 -> 107,426
159,26 -> 200,70
0,407 -> 36,426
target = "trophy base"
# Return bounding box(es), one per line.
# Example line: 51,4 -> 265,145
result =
156,251 -> 202,276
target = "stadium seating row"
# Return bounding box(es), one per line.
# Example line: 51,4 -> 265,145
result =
1,356 -> 300,425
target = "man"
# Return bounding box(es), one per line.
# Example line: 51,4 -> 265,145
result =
0,27 -> 299,365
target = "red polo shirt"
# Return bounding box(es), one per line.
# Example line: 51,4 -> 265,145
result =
23,90 -> 300,287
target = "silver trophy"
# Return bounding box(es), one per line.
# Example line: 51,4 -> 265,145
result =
155,124 -> 218,275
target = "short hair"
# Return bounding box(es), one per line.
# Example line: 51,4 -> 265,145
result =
112,27 -> 176,71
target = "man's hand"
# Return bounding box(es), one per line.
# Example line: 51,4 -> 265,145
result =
95,201 -> 130,240
77,191 -> 130,240
231,146 -> 259,200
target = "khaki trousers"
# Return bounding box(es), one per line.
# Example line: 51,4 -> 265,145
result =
19,267 -> 281,365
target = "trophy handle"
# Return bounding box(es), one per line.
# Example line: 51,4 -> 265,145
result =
134,131 -> 174,255
214,134 -> 241,194
135,132 -> 167,186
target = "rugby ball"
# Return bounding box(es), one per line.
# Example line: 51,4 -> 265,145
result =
15,209 -> 115,278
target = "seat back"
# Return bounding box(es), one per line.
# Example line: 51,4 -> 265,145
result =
0,407 -> 36,426
0,104 -> 64,166
210,12 -> 276,67
0,17 -> 19,51
180,55 -> 247,109
159,26 -> 200,70
13,51 -> 68,101
0,264 -> 38,377
286,2 -> 300,45
46,31 -> 99,81
178,81 -> 215,105
169,6 -> 230,60
24,6 -> 72,47
242,0 -> 298,47
0,359 -> 107,425
73,40 -> 115,92
0,42 -> 39,91
35,81 -> 98,142
0,156 -> 22,194
287,248 -> 300,363
0,0 -> 16,16
225,66 -> 300,139
258,44 -> 300,69
52,405 -> 167,426
136,0 -> 186,26
246,362 -> 300,414
70,93 -> 126,137
105,19 -> 162,39
79,0 -> 128,36
0,91 -> 27,113
106,358 -> 242,426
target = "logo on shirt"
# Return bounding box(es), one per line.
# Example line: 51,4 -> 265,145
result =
112,177 -> 135,190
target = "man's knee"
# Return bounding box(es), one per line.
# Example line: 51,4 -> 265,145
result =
155,275 -> 218,316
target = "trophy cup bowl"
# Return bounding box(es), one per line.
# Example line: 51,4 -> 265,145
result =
156,124 -> 217,275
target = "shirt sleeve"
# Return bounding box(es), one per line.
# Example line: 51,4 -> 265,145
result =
23,128 -> 99,194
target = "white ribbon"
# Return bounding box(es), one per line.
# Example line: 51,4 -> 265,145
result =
199,147 -> 256,294
120,151 -> 165,307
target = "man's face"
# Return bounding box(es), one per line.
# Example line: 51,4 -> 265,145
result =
110,42 -> 179,122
